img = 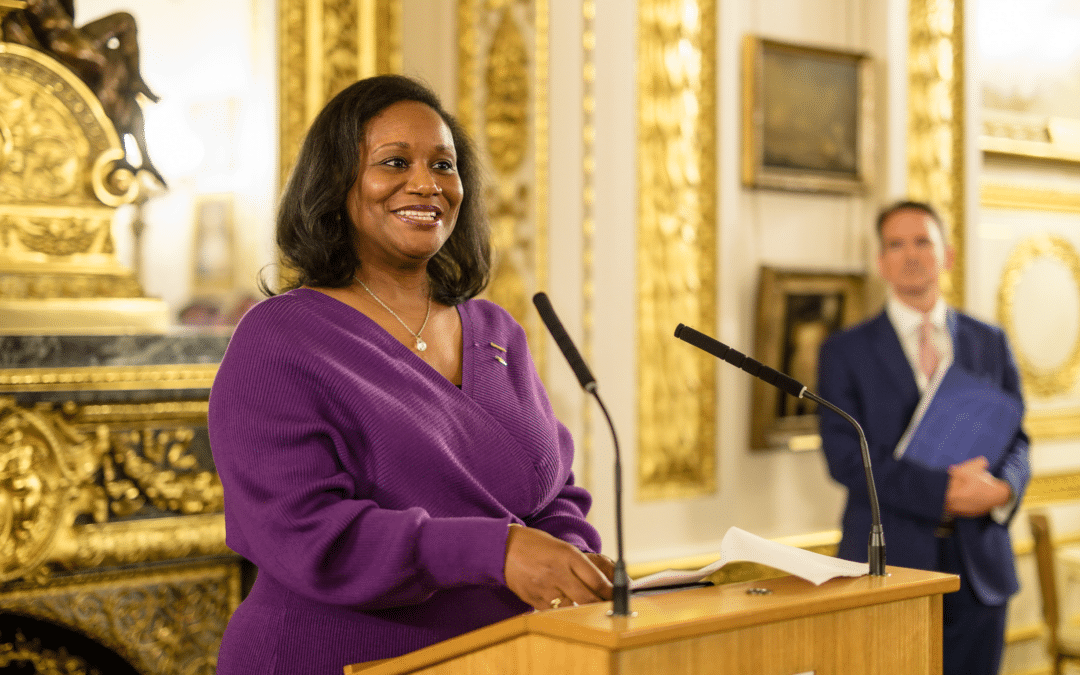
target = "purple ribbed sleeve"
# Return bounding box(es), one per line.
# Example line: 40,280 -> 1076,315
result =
209,289 -> 601,674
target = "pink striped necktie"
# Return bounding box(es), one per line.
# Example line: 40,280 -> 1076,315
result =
918,315 -> 940,379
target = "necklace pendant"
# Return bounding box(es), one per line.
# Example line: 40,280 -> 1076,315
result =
415,337 -> 427,352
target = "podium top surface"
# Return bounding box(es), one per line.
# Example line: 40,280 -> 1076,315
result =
348,566 -> 958,674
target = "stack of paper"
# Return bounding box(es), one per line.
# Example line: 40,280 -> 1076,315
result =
630,527 -> 869,590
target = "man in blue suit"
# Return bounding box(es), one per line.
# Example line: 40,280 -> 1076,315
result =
818,201 -> 1030,675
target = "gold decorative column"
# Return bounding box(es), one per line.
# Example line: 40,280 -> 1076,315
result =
277,0 -> 402,188
457,0 -> 549,362
637,0 -> 718,499
908,0 -> 965,306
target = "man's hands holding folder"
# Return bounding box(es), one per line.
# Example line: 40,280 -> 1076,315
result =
945,456 -> 1012,517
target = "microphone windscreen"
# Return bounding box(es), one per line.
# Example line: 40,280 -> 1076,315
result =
533,293 -> 597,391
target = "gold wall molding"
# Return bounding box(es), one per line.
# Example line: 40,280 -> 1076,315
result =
908,0 -> 965,308
636,0 -> 717,499
983,114 -> 1080,165
0,560 -> 240,675
982,185 -> 1080,410
277,0 -> 402,190
1022,469 -> 1080,509
1025,409 -> 1080,441
997,234 -> 1080,399
457,0 -> 548,368
0,365 -> 217,392
982,184 -> 1080,215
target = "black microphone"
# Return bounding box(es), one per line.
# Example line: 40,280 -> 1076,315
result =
673,323 -> 886,576
533,292 -> 630,615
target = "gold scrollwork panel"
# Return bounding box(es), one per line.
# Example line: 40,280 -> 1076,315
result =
0,561 -> 241,675
908,0 -> 965,308
636,0 -> 717,499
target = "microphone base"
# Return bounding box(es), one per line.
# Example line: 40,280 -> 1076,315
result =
610,563 -> 631,616
868,528 -> 886,576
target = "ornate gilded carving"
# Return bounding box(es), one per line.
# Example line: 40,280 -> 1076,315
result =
323,0 -> 359,101
997,234 -> 1080,399
0,399 -> 109,583
908,0 -> 965,307
277,0 -> 402,191
0,397 -> 225,583
636,0 -> 717,499
0,631 -> 100,675
0,270 -> 142,299
0,561 -> 240,675
277,0 -> 307,192
107,428 -> 222,517
458,0 -> 548,370
53,514 -> 227,572
485,10 -> 528,176
0,42 -> 146,308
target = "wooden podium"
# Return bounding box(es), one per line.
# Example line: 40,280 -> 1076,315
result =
344,566 -> 959,675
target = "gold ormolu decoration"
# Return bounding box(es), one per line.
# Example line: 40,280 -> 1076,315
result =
0,397 -> 225,583
0,560 -> 240,675
636,0 -> 717,499
0,40 -> 165,333
908,0 -> 965,308
0,44 -> 140,280
997,233 -> 1080,399
457,0 -> 548,370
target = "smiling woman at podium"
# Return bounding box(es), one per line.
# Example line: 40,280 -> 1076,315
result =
208,75 -> 613,675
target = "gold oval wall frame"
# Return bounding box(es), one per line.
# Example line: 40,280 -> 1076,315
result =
998,233 -> 1080,399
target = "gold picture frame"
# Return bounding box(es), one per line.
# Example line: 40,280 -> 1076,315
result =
742,36 -> 873,193
750,267 -> 866,451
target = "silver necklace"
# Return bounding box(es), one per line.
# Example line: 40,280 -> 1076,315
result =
356,277 -> 432,351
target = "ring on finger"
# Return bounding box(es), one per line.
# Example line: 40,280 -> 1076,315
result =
550,597 -> 562,609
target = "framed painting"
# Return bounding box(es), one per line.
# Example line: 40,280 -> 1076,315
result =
742,36 -> 873,193
750,267 -> 866,450
191,194 -> 235,295
978,0 -> 1080,163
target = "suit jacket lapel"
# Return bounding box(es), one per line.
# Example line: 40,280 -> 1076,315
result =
868,311 -> 920,405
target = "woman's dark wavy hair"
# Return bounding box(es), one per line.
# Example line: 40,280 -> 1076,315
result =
266,74 -> 490,305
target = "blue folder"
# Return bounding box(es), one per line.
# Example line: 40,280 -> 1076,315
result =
895,364 -> 1023,469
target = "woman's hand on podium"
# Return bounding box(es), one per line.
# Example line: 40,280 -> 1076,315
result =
504,524 -> 614,611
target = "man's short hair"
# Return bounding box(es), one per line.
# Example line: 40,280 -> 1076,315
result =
875,200 -> 945,238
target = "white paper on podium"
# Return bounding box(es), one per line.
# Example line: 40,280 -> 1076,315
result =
630,526 -> 870,590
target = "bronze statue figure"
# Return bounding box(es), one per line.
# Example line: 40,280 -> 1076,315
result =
2,0 -> 166,186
